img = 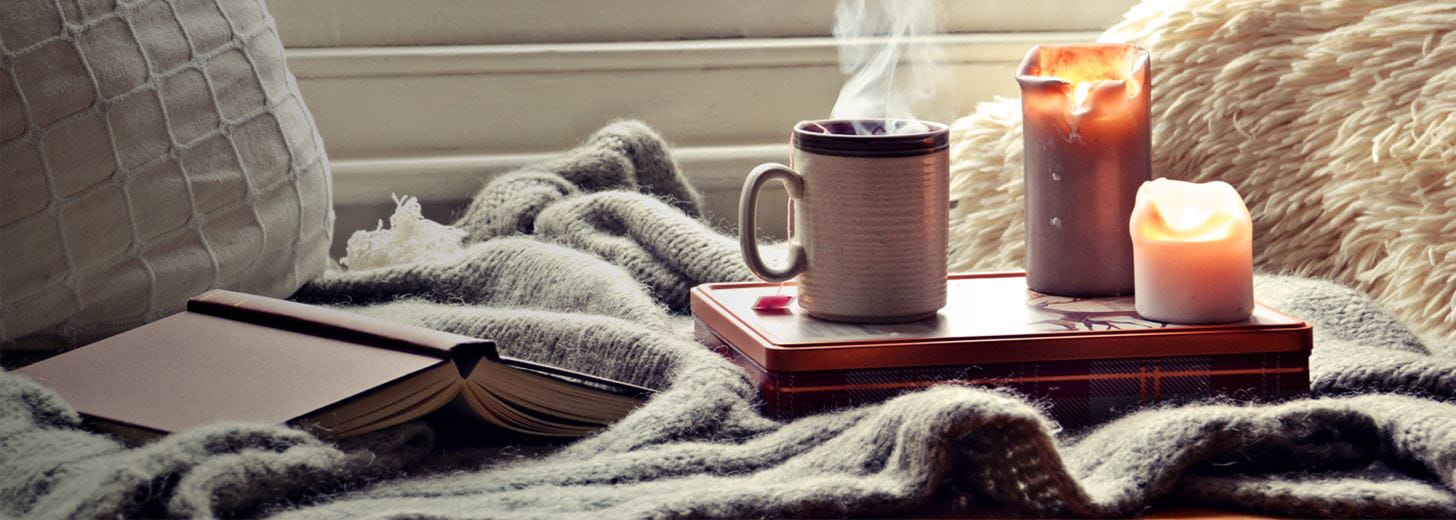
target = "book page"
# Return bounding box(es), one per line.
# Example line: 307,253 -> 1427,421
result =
463,362 -> 644,437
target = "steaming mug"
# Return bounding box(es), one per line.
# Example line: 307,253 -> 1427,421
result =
738,119 -> 949,323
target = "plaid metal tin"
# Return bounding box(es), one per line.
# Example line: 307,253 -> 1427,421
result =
696,319 -> 1310,428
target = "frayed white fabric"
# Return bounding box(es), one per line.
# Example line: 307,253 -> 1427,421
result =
947,0 -> 1456,337
0,0 -> 333,349
341,195 -> 465,272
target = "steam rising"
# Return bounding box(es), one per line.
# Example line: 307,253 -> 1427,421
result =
830,0 -> 945,135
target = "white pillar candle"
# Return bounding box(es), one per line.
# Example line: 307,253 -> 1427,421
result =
1129,178 -> 1254,324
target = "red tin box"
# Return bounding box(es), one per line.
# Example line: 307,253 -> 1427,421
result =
691,272 -> 1312,427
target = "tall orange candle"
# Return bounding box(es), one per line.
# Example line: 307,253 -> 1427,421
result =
1017,44 -> 1151,296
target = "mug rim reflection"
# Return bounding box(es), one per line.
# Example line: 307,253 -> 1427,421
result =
792,118 -> 949,158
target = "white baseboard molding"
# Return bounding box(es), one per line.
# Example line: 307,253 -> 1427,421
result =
331,143 -> 788,205
331,143 -> 794,254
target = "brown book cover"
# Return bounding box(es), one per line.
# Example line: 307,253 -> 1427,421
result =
691,272 -> 1313,426
17,290 -> 651,443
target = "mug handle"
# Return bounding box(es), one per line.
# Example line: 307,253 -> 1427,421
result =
739,163 -> 808,282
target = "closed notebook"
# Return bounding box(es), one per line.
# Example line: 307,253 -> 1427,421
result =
17,290 -> 650,443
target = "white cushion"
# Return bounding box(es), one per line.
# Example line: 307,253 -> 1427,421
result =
1,0 -> 333,351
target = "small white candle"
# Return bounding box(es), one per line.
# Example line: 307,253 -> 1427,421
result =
1129,178 -> 1254,324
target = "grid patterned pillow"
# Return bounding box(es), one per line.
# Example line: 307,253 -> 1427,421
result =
1,0 -> 333,352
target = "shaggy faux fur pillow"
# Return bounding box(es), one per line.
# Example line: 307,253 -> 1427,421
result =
0,0 -> 333,351
947,0 -> 1456,337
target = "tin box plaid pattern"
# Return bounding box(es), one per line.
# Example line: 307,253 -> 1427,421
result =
696,319 -> 1310,428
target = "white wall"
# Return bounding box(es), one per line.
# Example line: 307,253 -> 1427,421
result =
268,0 -> 1137,254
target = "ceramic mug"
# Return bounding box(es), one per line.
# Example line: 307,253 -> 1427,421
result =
738,119 -> 949,323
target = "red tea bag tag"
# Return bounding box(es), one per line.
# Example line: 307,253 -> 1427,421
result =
752,294 -> 794,311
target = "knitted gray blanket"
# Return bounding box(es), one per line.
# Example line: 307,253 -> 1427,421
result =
3,122 -> 1455,518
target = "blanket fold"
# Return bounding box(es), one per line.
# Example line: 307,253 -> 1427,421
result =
2,119 -> 1454,519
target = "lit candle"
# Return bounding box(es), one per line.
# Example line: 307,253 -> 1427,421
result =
1129,178 -> 1254,324
1017,44 -> 1151,296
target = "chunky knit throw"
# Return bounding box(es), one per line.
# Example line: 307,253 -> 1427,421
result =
2,120 -> 1454,518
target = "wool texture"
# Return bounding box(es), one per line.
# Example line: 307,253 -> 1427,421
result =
3,117 -> 1455,518
946,0 -> 1456,338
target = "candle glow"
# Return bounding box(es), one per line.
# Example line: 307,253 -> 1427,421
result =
1137,181 -> 1240,240
1130,178 -> 1254,324
1025,46 -> 1146,120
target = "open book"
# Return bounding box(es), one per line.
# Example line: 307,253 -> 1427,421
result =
18,290 -> 650,443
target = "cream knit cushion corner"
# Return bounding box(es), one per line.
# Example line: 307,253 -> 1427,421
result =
947,0 -> 1456,337
0,0 -> 333,350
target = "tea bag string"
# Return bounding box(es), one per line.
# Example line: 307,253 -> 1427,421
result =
753,123 -> 827,312
775,125 -> 814,298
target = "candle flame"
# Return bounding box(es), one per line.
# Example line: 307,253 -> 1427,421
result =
1018,44 -> 1148,113
1072,82 -> 1094,107
1150,201 -> 1230,241
1133,179 -> 1250,243
1164,206 -> 1217,232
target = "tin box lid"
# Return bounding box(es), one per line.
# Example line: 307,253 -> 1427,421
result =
690,272 -> 1313,372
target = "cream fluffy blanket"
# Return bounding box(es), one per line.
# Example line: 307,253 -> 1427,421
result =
948,0 -> 1456,337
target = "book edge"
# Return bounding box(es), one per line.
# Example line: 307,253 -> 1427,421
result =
189,290 -> 500,365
